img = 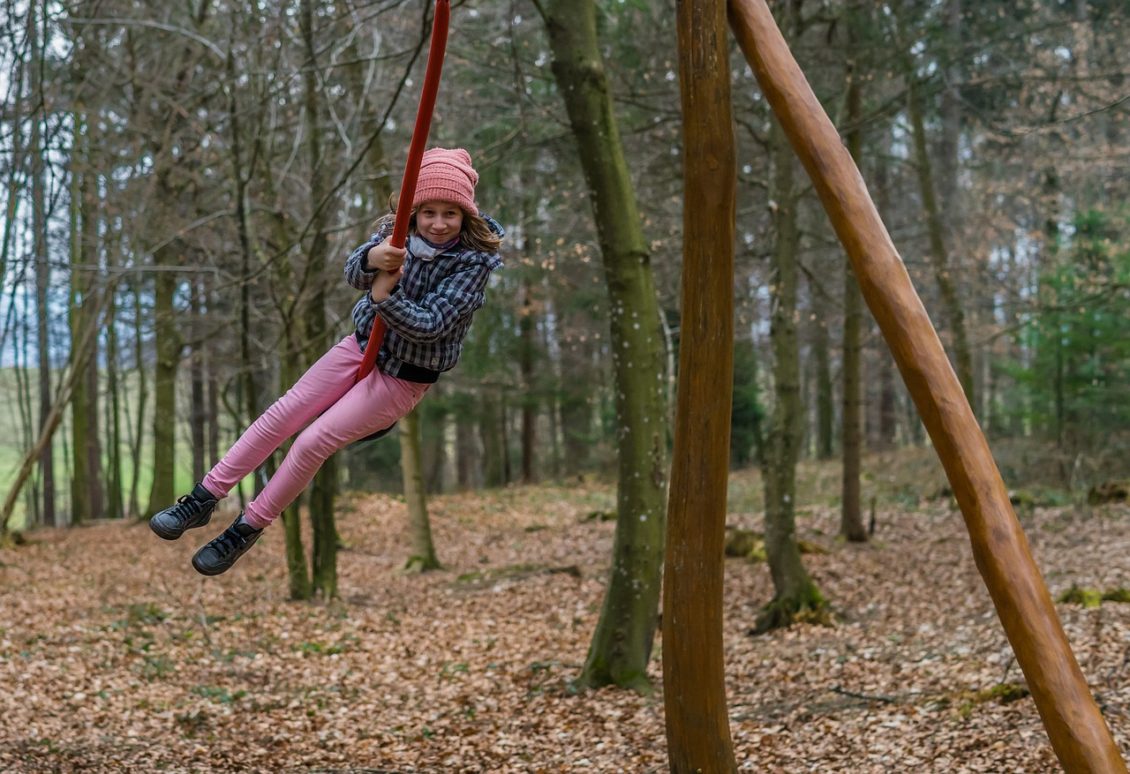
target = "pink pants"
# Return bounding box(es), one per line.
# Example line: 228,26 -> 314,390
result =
202,334 -> 430,529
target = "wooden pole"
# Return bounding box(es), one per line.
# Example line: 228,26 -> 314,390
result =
662,0 -> 738,770
727,1 -> 1127,771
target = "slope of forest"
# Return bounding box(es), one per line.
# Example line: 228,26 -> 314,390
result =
1,459 -> 1127,772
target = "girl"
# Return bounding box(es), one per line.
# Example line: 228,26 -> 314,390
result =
150,148 -> 504,575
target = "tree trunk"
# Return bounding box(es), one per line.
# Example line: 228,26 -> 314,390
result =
401,408 -> 440,572
877,344 -> 898,448
105,237 -> 123,520
0,24 -> 24,291
872,156 -> 898,450
519,277 -> 537,483
455,396 -> 478,490
190,278 -> 206,483
128,277 -> 147,519
938,0 -> 963,230
30,0 -> 55,528
907,76 -> 975,408
279,351 -> 312,601
939,0 -> 972,404
300,0 -> 337,600
145,259 -> 180,517
541,0 -> 668,692
812,314 -> 834,459
206,292 -> 220,470
546,380 -> 561,479
138,0 -> 209,519
480,392 -> 505,487
310,455 -> 337,600
223,27 -> 266,504
842,269 -> 866,542
542,307 -> 562,479
1041,167 -> 1062,444
421,400 -> 448,493
70,112 -> 92,526
757,103 -> 825,633
663,0 -> 738,768
14,297 -> 39,526
841,13 -> 866,543
558,376 -> 591,477
499,398 -> 512,485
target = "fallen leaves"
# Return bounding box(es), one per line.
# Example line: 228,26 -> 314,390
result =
0,477 -> 1126,772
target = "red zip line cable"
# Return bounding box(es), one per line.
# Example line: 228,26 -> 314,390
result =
355,0 -> 451,383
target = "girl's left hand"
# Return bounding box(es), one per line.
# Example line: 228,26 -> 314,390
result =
370,267 -> 403,303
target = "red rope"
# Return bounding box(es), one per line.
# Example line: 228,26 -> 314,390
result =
355,0 -> 451,383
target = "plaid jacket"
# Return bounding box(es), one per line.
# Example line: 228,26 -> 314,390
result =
344,214 -> 504,379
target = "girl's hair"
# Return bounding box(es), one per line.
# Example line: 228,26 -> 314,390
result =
372,194 -> 502,254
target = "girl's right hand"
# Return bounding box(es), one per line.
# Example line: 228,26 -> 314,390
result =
366,238 -> 406,272
370,267 -> 403,303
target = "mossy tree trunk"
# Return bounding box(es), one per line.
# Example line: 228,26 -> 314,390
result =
540,0 -> 668,693
280,329 -> 312,602
401,408 -> 440,572
757,60 -> 825,632
310,455 -> 337,599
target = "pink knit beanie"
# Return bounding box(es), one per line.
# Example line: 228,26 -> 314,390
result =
412,147 -> 478,214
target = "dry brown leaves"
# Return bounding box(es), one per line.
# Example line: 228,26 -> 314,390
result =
0,477 -> 1128,773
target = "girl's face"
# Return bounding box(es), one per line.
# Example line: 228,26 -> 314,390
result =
416,200 -> 464,243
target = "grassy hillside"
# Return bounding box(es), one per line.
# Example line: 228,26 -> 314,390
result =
0,368 -> 239,528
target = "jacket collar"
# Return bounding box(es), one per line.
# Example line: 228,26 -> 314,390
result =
407,233 -> 459,262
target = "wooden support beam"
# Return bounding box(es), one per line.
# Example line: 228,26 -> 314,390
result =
662,0 -> 739,771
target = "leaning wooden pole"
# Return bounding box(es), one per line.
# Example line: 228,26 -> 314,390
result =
727,1 -> 1126,771
662,0 -> 738,771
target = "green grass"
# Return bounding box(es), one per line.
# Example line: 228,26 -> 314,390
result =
0,367 -> 253,528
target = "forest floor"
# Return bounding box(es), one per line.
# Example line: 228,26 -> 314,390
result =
1,448 -> 1129,773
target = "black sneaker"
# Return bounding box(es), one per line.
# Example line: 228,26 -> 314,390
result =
149,483 -> 219,540
191,513 -> 262,576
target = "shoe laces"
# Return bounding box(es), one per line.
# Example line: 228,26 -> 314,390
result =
208,527 -> 244,558
168,493 -> 203,524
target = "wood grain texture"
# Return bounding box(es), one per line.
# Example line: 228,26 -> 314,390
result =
662,0 -> 739,770
727,1 -> 1126,770
542,0 -> 669,691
